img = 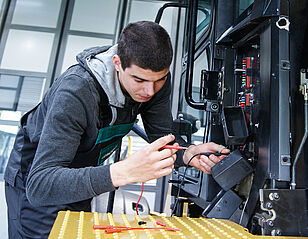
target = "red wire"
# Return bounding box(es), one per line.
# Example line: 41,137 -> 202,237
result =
104,227 -> 180,233
135,182 -> 144,215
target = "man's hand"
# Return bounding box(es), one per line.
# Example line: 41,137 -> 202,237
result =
183,142 -> 230,174
110,134 -> 177,187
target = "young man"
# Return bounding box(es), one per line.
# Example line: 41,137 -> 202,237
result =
4,21 -> 229,238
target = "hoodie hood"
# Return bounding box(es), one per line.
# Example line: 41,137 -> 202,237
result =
76,45 -> 126,108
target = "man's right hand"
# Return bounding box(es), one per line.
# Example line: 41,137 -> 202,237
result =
110,134 -> 177,187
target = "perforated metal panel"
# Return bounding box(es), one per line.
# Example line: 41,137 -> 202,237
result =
48,211 -> 307,239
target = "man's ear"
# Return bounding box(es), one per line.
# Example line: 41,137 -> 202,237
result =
112,55 -> 121,71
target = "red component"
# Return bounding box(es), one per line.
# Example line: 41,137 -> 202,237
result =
162,145 -> 187,150
94,225 -> 181,234
245,76 -> 250,88
246,94 -> 250,106
242,59 -> 247,70
247,57 -> 251,69
156,221 -> 166,227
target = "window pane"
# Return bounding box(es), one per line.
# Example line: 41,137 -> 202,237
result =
239,0 -> 254,16
196,0 -> 211,40
193,51 -> 209,91
0,75 -> 19,88
11,0 -> 61,28
180,51 -> 209,128
0,75 -> 44,112
129,1 -> 174,34
70,0 -> 119,34
1,30 -> 54,72
0,0 -> 5,31
0,0 -> 4,13
0,89 -> 16,109
0,129 -> 17,174
0,110 -> 21,121
61,35 -> 112,73
17,77 -> 44,112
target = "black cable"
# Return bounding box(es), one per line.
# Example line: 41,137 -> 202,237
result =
171,153 -> 198,216
171,152 -> 228,216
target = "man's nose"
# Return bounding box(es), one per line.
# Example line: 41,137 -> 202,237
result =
144,82 -> 155,96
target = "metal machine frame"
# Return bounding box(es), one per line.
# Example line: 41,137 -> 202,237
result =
159,0 -> 308,236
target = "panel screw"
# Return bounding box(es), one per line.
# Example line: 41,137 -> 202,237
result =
273,193 -> 280,200
211,103 -> 219,111
266,202 -> 273,209
271,229 -> 281,236
268,220 -> 274,227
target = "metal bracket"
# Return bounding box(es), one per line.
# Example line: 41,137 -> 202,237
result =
200,70 -> 223,101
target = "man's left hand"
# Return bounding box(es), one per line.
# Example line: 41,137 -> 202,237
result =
183,142 -> 230,174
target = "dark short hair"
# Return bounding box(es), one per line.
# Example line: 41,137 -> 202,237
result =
117,21 -> 173,72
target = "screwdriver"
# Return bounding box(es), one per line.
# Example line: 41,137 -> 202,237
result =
162,145 -> 229,156
162,145 -> 188,150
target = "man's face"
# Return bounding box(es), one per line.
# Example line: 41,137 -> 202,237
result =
113,55 -> 169,103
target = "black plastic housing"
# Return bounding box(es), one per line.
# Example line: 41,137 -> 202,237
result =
221,106 -> 249,145
203,190 -> 243,219
211,150 -> 253,191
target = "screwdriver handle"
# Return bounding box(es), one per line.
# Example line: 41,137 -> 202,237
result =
162,145 -> 187,150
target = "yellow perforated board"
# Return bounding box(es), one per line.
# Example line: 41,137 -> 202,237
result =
48,211 -> 306,239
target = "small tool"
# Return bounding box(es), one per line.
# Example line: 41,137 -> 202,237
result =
93,225 -> 181,233
162,145 -> 229,156
156,221 -> 166,227
162,145 -> 188,150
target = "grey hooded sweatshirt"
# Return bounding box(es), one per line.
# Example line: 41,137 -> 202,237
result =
4,45 -> 181,208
